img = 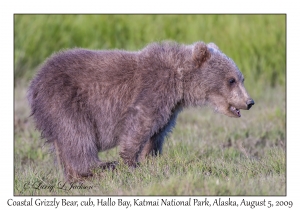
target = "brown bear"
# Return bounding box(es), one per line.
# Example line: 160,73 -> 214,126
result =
27,41 -> 254,180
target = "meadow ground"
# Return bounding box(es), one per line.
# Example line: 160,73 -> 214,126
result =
14,81 -> 285,196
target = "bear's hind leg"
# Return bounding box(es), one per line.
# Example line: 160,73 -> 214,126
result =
52,121 -> 102,181
54,139 -> 100,181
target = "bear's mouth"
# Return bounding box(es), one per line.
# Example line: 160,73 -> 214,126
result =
229,106 -> 241,117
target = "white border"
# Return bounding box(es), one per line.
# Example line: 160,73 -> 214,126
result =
2,0 -> 299,209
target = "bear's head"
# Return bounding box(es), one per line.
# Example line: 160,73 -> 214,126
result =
185,41 -> 254,118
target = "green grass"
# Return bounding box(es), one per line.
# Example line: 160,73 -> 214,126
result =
14,82 -> 285,195
14,14 -> 286,195
14,14 -> 286,88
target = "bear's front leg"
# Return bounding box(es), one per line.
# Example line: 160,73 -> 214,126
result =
139,132 -> 164,162
119,129 -> 152,168
118,107 -> 157,167
139,104 -> 183,161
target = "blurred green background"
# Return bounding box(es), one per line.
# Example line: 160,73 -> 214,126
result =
14,14 -> 285,90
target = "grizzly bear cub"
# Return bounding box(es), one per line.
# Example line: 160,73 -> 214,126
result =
27,41 -> 254,180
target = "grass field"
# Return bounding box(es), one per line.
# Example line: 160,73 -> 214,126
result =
14,83 -> 285,195
14,14 -> 286,195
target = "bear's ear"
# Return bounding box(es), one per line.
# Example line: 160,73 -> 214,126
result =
207,42 -> 219,50
192,42 -> 210,67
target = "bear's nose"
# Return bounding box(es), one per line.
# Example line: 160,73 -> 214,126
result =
246,99 -> 255,110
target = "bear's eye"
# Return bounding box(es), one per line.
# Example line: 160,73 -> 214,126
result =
229,78 -> 236,84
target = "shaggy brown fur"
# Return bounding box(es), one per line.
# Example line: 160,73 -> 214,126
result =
27,41 -> 254,180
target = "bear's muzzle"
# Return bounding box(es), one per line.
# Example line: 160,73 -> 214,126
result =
246,99 -> 255,110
